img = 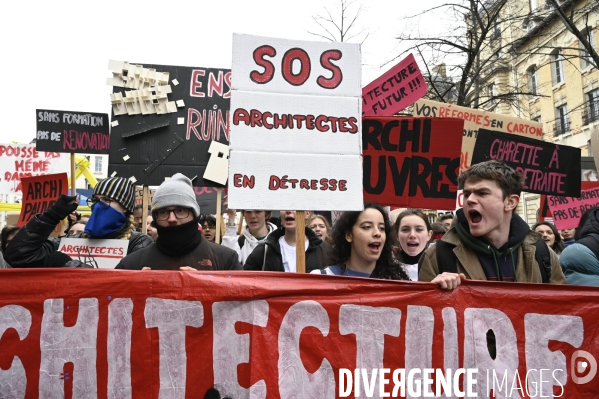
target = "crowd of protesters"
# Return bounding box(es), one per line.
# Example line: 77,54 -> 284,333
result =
1,160 -> 598,287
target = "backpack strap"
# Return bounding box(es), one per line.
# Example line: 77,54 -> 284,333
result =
435,240 -> 457,274
237,235 -> 246,249
533,240 -> 552,284
261,244 -> 268,271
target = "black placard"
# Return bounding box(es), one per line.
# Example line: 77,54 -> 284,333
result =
471,129 -> 581,197
36,110 -> 110,154
108,64 -> 230,186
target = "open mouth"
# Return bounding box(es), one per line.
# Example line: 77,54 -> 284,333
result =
368,242 -> 381,251
406,242 -> 420,249
284,216 -> 295,223
468,210 -> 482,224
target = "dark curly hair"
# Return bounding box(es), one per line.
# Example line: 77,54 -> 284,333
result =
532,221 -> 565,254
330,203 -> 409,280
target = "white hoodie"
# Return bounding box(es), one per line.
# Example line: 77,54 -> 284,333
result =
221,222 -> 277,265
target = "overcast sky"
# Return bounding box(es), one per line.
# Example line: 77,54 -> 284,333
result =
0,0 -> 441,144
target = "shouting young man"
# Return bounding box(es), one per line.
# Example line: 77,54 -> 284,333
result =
419,160 -> 565,283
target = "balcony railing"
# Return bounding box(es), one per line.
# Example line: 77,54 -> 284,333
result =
582,100 -> 599,126
553,119 -> 570,136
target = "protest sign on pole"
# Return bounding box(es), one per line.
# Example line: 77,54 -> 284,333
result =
362,53 -> 427,116
363,117 -> 463,209
17,173 -> 68,227
472,129 -> 581,197
107,62 -> 230,186
547,184 -> 599,230
35,110 -> 110,154
228,34 -> 363,211
57,238 -> 128,268
0,270 -> 598,397
0,144 -> 69,195
413,99 -> 543,171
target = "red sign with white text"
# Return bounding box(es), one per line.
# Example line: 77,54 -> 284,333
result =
1,270 -> 598,398
17,173 -> 68,226
362,54 -> 427,116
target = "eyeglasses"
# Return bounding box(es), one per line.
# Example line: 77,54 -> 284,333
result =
155,207 -> 190,221
86,196 -> 112,207
201,224 -> 216,230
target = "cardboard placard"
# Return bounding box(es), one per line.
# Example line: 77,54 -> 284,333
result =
547,184 -> 599,230
472,129 -> 581,197
17,173 -> 68,227
412,99 -> 543,171
0,270 -> 598,397
363,117 -> 463,209
0,144 -> 69,195
57,238 -> 128,268
362,53 -> 427,116
36,110 -> 110,154
228,34 -> 363,211
108,63 -> 230,186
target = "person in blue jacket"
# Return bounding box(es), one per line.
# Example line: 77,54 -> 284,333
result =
560,207 -> 599,286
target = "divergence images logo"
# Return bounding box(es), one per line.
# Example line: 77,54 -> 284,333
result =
572,350 -> 597,385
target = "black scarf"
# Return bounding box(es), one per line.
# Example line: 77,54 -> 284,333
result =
154,217 -> 202,257
398,249 -> 424,265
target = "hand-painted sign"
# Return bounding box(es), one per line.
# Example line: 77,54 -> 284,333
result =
362,54 -> 427,116
547,185 -> 599,230
0,144 -> 69,194
36,110 -> 110,154
57,238 -> 128,268
228,34 -> 363,210
0,270 -> 597,397
17,173 -> 68,226
108,63 -> 230,186
363,117 -> 463,209
413,99 -> 543,172
472,129 -> 581,197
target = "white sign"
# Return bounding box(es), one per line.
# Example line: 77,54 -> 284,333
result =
228,34 -> 363,211
0,144 -> 69,195
57,238 -> 128,269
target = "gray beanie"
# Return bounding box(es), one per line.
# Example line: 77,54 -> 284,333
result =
152,173 -> 200,217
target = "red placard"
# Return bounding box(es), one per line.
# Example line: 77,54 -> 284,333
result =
1,270 -> 598,398
540,181 -> 599,225
17,173 -> 68,226
362,54 -> 427,116
363,117 -> 463,209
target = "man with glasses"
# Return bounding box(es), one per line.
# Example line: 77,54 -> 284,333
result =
115,173 -> 241,271
199,215 -> 217,243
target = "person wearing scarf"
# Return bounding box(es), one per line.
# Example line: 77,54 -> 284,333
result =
115,173 -> 241,271
419,160 -> 565,284
5,177 -> 152,268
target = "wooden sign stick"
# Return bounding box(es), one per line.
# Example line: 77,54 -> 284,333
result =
215,188 -> 222,243
141,186 -> 149,234
70,153 -> 77,199
237,210 -> 245,235
295,211 -> 306,273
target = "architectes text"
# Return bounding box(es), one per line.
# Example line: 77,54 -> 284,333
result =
338,368 -> 565,398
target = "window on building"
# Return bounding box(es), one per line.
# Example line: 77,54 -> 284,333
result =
95,156 -> 102,173
488,83 -> 497,107
555,104 -> 569,135
527,65 -> 539,95
491,16 -> 502,41
530,0 -> 537,12
532,115 -> 541,123
551,49 -> 565,85
580,28 -> 596,70
586,89 -> 599,125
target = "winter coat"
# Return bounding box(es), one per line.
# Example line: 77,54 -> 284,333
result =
221,222 -> 277,265
559,208 -> 599,286
5,215 -> 152,268
115,235 -> 242,271
419,213 -> 565,284
244,227 -> 329,273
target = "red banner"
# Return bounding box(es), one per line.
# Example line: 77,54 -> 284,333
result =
17,173 -> 68,226
0,270 -> 598,398
363,117 -> 463,209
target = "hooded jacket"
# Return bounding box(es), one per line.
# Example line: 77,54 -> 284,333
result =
221,222 -> 277,265
419,209 -> 565,283
5,215 -> 152,268
560,208 -> 599,286
243,227 -> 329,273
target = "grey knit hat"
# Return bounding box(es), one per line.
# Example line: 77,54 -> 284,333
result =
93,177 -> 136,213
152,173 -> 200,217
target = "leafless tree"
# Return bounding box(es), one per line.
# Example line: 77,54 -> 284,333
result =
307,0 -> 369,44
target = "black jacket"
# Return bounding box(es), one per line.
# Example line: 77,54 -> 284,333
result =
5,215 -> 152,268
244,227 -> 329,273
115,235 -> 242,270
